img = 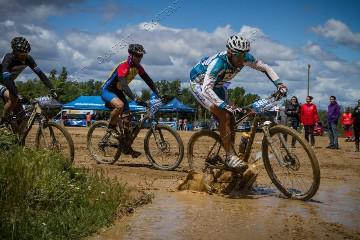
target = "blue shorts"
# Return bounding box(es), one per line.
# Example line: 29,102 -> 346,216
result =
101,88 -> 130,112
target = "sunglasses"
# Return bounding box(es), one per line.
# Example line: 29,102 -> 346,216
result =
133,53 -> 143,58
234,52 -> 245,57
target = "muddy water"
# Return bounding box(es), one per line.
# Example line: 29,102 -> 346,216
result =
90,183 -> 360,240
67,128 -> 360,240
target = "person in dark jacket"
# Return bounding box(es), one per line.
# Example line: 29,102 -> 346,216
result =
285,96 -> 300,147
300,96 -> 318,147
353,99 -> 360,152
327,96 -> 341,149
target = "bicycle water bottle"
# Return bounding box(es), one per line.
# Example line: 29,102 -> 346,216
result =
251,98 -> 271,112
238,132 -> 250,154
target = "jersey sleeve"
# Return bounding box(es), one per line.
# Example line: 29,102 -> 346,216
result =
137,64 -> 145,75
1,53 -> 12,81
243,53 -> 280,86
27,55 -> 54,90
1,53 -> 17,96
138,66 -> 158,95
202,58 -> 227,109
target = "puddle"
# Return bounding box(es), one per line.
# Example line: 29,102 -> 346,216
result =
90,182 -> 360,240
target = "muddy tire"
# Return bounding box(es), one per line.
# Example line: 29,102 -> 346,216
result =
35,122 -> 75,163
187,130 -> 223,172
144,124 -> 184,170
87,120 -> 121,165
262,125 -> 320,201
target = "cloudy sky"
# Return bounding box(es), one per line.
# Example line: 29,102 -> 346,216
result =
0,0 -> 359,108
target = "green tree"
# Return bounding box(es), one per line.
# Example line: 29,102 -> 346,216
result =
156,79 -> 181,98
228,87 -> 260,107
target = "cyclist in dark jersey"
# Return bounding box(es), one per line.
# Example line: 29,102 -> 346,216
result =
0,37 -> 57,122
101,43 -> 159,157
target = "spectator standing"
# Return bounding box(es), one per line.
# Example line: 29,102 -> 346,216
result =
285,96 -> 300,147
86,112 -> 92,127
341,107 -> 353,142
300,96 -> 318,148
61,111 -> 68,126
327,96 -> 341,149
184,118 -> 188,131
178,118 -> 183,131
353,99 -> 360,152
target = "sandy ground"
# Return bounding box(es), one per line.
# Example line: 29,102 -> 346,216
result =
30,126 -> 360,239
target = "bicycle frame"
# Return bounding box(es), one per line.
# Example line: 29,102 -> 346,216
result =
234,109 -> 293,165
117,103 -> 163,149
12,102 -> 53,145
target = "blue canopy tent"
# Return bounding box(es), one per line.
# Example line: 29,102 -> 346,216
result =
157,97 -> 195,130
61,96 -> 145,127
63,96 -> 145,112
158,97 -> 195,113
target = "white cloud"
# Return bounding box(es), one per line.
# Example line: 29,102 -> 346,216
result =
311,19 -> 360,50
303,41 -> 338,61
239,25 -> 297,64
323,60 -> 360,74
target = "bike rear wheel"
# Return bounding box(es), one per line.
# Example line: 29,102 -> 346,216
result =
262,125 -> 320,201
144,124 -> 184,170
35,122 -> 75,163
87,121 -> 121,164
187,130 -> 224,172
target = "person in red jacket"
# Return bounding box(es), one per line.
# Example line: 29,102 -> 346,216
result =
300,96 -> 319,147
341,107 -> 353,142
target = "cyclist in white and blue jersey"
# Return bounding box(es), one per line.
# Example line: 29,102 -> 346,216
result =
189,35 -> 287,170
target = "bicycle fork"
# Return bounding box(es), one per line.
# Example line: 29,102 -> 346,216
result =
263,124 -> 293,167
150,125 -> 168,152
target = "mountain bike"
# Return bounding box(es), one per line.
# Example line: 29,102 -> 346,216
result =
187,92 -> 320,201
1,96 -> 75,162
87,96 -> 184,170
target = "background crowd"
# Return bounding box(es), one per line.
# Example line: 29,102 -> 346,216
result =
285,96 -> 360,152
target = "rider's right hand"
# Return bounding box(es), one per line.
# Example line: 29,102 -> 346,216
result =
224,104 -> 243,115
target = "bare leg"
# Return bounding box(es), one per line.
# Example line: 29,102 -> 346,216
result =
210,105 -> 235,154
2,90 -> 17,119
109,98 -> 124,127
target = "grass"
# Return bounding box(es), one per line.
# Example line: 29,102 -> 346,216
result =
0,133 -> 152,240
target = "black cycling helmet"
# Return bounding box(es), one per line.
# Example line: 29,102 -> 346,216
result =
128,43 -> 146,55
11,37 -> 31,53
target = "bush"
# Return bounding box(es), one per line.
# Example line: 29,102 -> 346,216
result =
0,144 -> 145,240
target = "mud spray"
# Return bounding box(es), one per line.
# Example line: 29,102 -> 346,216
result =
177,163 -> 259,195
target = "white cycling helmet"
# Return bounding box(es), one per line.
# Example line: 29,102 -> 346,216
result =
226,35 -> 250,54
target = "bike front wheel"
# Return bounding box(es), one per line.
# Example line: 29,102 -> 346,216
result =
35,122 -> 75,163
187,130 -> 224,172
144,124 -> 184,170
87,121 -> 121,164
262,125 -> 320,201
